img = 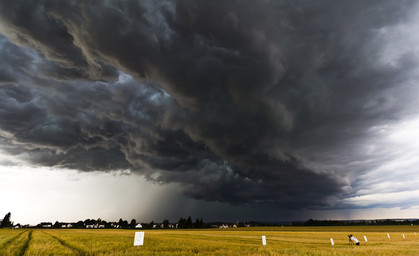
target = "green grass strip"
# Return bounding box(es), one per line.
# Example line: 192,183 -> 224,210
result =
42,231 -> 91,256
0,230 -> 27,250
17,230 -> 32,256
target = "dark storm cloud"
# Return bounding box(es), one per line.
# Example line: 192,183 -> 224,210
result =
0,0 -> 418,209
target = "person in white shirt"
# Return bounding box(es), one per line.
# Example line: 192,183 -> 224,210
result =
348,234 -> 360,246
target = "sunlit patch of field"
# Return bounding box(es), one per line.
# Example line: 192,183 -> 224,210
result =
1,226 -> 419,255
24,230 -> 75,256
0,229 -> 31,256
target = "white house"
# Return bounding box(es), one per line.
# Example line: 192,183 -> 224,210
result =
61,223 -> 73,228
135,223 -> 143,228
41,222 -> 52,228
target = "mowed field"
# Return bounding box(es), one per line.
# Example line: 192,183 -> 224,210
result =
1,226 -> 419,256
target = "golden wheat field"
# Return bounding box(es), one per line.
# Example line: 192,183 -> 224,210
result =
1,226 -> 419,256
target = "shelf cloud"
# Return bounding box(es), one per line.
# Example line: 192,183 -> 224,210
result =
1,0 -> 419,211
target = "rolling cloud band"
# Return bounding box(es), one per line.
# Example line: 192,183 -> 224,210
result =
0,0 -> 418,210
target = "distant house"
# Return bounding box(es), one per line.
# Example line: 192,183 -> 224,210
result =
135,224 -> 143,228
61,223 -> 73,228
109,223 -> 121,228
41,222 -> 52,228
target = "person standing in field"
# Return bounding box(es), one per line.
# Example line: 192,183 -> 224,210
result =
348,234 -> 360,246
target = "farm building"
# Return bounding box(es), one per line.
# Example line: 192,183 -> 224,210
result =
41,222 -> 52,228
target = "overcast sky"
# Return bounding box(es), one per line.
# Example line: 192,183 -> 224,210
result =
1,0 -> 419,225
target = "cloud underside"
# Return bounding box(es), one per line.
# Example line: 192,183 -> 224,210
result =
0,0 -> 418,209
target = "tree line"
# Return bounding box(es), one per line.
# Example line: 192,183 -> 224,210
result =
1,212 -> 208,229
5,211 -> 418,229
292,218 -> 419,226
176,216 -> 205,228
48,216 -> 207,229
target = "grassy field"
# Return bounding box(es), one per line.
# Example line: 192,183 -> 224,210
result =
1,226 -> 418,255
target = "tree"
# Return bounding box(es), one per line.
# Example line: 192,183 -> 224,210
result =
163,219 -> 169,228
84,219 -> 94,226
194,218 -> 204,228
53,221 -> 61,228
1,212 -> 12,228
75,221 -> 84,228
177,217 -> 186,228
186,216 -> 192,228
130,219 -> 137,228
117,218 -> 128,228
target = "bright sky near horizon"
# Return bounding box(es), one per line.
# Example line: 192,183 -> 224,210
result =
3,162 -> 419,225
1,0 -> 419,225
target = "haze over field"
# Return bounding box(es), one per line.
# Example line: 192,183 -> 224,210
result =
1,0 -> 419,225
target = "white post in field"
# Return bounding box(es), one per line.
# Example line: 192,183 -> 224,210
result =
134,232 -> 145,246
261,235 -> 267,247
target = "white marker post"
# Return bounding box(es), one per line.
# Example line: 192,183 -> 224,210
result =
403,234 -> 405,239
330,238 -> 334,245
261,235 -> 267,247
387,233 -> 390,240
364,236 -> 368,242
134,232 -> 145,246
